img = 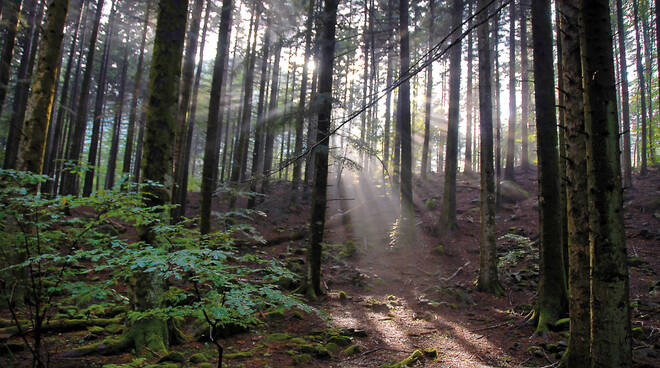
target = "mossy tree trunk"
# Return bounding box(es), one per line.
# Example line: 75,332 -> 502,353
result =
307,0 -> 338,300
504,0 -> 516,181
0,0 -> 21,120
135,0 -> 189,354
475,0 -> 503,295
200,0 -> 233,234
529,0 -> 568,334
440,0 -> 462,232
558,0 -> 590,365
60,0 -> 104,195
579,0 -> 632,366
398,0 -> 414,245
123,0 -> 152,181
16,0 -> 69,175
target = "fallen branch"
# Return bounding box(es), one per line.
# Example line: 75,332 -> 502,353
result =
439,261 -> 470,282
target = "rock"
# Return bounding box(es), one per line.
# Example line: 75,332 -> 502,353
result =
422,347 -> 438,358
384,349 -> 424,367
158,351 -> 185,363
292,353 -> 313,365
189,353 -> 210,364
499,180 -> 530,203
327,335 -> 351,347
224,351 -> 253,360
298,343 -> 331,359
343,345 -> 361,355
264,332 -> 291,343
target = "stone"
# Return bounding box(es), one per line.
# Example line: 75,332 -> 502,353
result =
499,181 -> 530,203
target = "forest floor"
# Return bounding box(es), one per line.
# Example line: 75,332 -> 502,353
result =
2,166 -> 659,368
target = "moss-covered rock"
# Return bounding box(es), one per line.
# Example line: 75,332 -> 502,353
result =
189,352 -> 210,363
292,353 -> 313,365
195,363 -> 214,368
298,343 -> 331,359
105,323 -> 124,334
327,335 -> 351,347
384,349 -> 424,367
325,342 -> 340,353
343,345 -> 360,355
264,309 -> 286,322
339,240 -> 357,258
225,351 -> 253,360
289,337 -> 307,344
158,351 -> 185,363
265,332 -> 291,343
422,347 -> 438,358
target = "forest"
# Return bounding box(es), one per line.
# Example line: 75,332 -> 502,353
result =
0,0 -> 658,367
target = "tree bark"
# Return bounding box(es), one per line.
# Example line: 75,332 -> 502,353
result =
632,0 -> 647,175
505,0 -> 516,180
0,0 -> 21,119
440,0 -> 462,232
520,1 -> 529,171
200,0 -> 233,234
421,0 -> 434,179
529,0 -> 568,333
261,39 -> 282,193
105,47 -> 129,189
60,0 -> 105,195
16,0 -> 69,175
616,0 -> 632,187
475,0 -> 503,295
580,0 -> 632,366
398,0 -> 414,244
464,1 -> 473,174
307,0 -> 338,299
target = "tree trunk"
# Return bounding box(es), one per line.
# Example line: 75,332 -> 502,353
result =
43,2 -> 86,194
398,0 -> 414,244
248,25 -> 271,209
83,0 -> 117,196
307,0 -> 338,299
3,0 -> 42,170
383,0 -> 394,173
16,0 -> 69,175
529,0 -> 568,333
261,39 -> 282,193
557,0 -> 590,365
640,11 -> 653,164
172,0 -> 204,220
617,0 -> 632,187
579,0 -> 632,366
123,0 -> 152,181
520,1 -> 529,171
60,0 -> 105,195
475,0 -> 503,295
633,0 -> 647,175
134,0 -> 188,354
440,0 -> 462,232
0,0 -> 21,119
200,0 -> 233,234
421,0 -> 434,179
105,47 -> 129,189
464,1 -> 473,174
505,0 -> 516,180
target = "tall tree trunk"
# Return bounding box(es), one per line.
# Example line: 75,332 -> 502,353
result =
656,0 -> 660,157
633,0 -> 647,175
43,2 -> 85,194
398,0 -> 414,244
640,12 -> 653,164
307,0 -> 338,299
557,0 -> 590,365
421,0 -> 434,179
230,4 -> 259,195
133,0 -> 188,355
200,0 -> 233,234
475,0 -> 503,295
440,0 -> 462,232
579,1 -> 632,366
60,0 -> 104,195
493,12 -> 502,205
105,47 -> 129,189
464,1 -> 473,174
172,0 -> 204,220
83,0 -> 117,196
133,112 -> 146,183
16,0 -> 69,175
520,1 -> 529,171
505,0 -> 516,180
247,25 -> 271,209
0,0 -> 21,119
123,0 -> 152,181
616,0 -> 632,187
3,0 -> 42,169
261,39 -> 282,193
383,0 -> 394,173
530,0 -> 568,333
179,0 -> 211,215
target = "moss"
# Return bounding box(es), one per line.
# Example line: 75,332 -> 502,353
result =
130,318 -> 169,355
298,343 -> 331,359
264,309 -> 286,322
195,364 -> 214,368
265,332 -> 291,343
105,323 -> 124,334
425,199 -> 437,210
289,337 -> 307,344
384,349 -> 424,367
225,351 -> 253,359
422,347 -> 438,358
431,245 -> 444,256
88,326 -> 106,335
325,342 -> 340,352
158,351 -> 185,363
189,352 -> 209,363
327,335 -> 351,347
343,345 -> 360,355
292,310 -> 305,320
364,298 -> 389,312
554,318 -> 570,330
292,353 -> 313,365
338,291 -> 348,301
632,326 -> 644,339
339,240 -> 357,258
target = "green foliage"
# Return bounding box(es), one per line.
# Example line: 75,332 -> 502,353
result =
0,170 -> 315,364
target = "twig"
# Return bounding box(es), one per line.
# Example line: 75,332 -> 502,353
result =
474,319 -> 515,332
439,261 -> 470,282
